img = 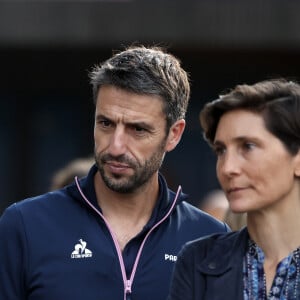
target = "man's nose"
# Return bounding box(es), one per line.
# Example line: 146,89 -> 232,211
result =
108,127 -> 127,156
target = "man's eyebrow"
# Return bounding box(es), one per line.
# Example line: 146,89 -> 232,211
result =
95,114 -> 154,130
95,114 -> 111,121
127,121 -> 154,131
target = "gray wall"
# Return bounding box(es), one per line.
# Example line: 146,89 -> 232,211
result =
1,0 -> 300,213
1,1 -> 300,49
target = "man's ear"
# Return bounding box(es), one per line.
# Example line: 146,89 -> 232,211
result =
165,119 -> 186,152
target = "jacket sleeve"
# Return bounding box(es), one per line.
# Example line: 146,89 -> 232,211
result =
0,204 -> 27,299
167,244 -> 197,300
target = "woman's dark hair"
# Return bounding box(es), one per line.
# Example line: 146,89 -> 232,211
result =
200,78 -> 300,155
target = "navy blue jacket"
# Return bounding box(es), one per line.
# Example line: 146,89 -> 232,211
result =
0,165 -> 230,300
168,228 -> 249,300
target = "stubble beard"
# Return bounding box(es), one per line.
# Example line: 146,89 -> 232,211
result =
94,141 -> 166,193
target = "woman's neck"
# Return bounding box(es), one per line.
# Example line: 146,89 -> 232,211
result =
248,208 -> 300,261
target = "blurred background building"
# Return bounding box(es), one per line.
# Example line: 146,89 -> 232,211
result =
1,0 -> 300,214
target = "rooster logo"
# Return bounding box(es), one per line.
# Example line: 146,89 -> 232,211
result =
71,239 -> 92,258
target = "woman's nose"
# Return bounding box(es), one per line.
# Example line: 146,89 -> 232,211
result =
218,151 -> 241,178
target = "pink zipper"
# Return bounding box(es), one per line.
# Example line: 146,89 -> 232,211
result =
75,177 -> 181,300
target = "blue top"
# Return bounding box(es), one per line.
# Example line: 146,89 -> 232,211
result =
0,165 -> 229,300
243,239 -> 300,299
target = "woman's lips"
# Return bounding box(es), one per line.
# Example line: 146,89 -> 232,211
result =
227,187 -> 248,195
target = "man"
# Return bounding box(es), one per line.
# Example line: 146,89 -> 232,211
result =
0,46 -> 230,300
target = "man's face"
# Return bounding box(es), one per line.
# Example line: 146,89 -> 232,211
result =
94,85 -> 170,193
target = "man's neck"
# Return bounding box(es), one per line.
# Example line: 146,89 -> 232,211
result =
93,172 -> 159,250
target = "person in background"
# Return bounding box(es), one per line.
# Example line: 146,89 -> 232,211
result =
200,188 -> 246,229
168,78 -> 300,299
199,188 -> 229,221
50,156 -> 94,190
0,45 -> 229,300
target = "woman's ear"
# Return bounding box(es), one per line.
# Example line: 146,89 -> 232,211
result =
165,119 -> 186,152
295,150 -> 300,177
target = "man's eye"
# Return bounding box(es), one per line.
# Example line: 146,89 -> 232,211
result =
134,126 -> 145,132
100,120 -> 111,127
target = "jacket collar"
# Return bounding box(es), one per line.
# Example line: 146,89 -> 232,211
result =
198,228 -> 249,275
67,164 -> 188,222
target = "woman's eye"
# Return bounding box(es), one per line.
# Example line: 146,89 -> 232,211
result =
243,142 -> 255,151
214,146 -> 226,156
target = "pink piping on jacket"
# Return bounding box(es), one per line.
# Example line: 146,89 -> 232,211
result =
75,176 -> 181,300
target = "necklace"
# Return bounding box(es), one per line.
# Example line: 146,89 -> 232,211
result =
282,247 -> 300,299
244,241 -> 300,300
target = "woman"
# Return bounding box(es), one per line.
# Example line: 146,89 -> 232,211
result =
168,79 -> 300,299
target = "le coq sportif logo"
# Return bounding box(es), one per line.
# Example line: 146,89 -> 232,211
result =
71,239 -> 93,258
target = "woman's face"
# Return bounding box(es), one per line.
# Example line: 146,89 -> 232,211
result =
214,109 -> 300,213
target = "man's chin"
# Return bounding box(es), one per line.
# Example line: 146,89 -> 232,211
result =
103,177 -> 133,193
108,184 -> 135,194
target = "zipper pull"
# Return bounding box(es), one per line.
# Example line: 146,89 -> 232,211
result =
125,279 -> 132,300
126,294 -> 132,300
